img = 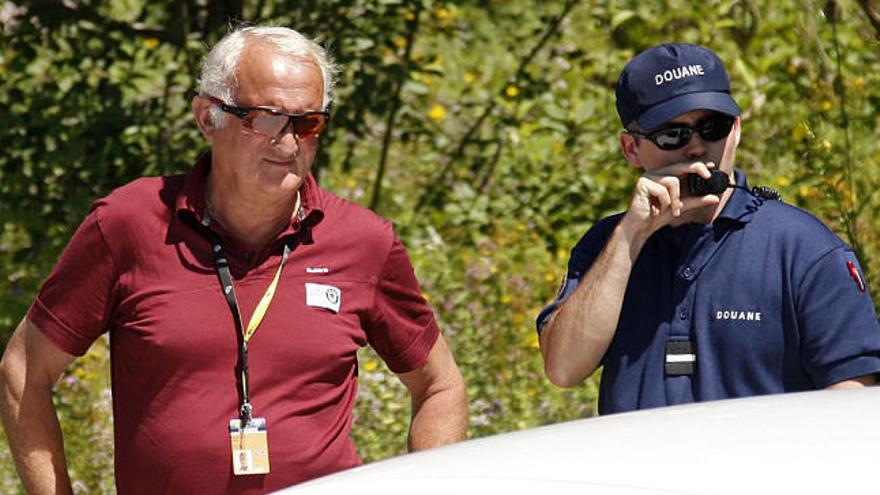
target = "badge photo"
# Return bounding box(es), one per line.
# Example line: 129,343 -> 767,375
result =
229,417 -> 270,476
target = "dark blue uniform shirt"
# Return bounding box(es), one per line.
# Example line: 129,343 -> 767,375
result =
538,170 -> 880,414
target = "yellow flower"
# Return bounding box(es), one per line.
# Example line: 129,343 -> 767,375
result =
144,37 -> 160,49
820,100 -> 833,111
556,248 -> 568,260
345,178 -> 357,189
363,360 -> 378,372
393,37 -> 407,49
799,185 -> 813,198
501,293 -> 512,304
544,272 -> 556,283
403,11 -> 416,21
435,7 -> 452,20
427,104 -> 447,120
852,76 -> 864,88
526,333 -> 540,349
505,84 -> 520,97
463,72 -> 476,84
820,139 -> 832,151
791,121 -> 813,142
422,292 -> 431,302
774,176 -> 791,187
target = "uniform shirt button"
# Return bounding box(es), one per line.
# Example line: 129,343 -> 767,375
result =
679,308 -> 689,320
682,266 -> 694,279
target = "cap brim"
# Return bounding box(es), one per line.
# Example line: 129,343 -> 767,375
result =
637,92 -> 740,130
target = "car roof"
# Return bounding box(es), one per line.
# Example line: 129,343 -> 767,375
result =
276,388 -> 880,494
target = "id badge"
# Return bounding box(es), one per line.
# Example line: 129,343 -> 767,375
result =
229,417 -> 270,475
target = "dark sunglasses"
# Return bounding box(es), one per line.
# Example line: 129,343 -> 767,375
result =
627,114 -> 735,151
207,96 -> 329,140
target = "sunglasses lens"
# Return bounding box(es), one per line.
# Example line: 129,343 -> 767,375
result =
645,115 -> 734,150
236,107 -> 327,139
249,112 -> 288,136
699,116 -> 735,141
293,113 -> 327,138
653,127 -> 690,150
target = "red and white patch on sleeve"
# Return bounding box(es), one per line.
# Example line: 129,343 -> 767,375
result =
847,261 -> 866,293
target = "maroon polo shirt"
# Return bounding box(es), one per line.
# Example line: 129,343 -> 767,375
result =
29,154 -> 440,494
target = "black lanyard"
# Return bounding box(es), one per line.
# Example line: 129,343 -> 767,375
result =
206,229 -> 292,425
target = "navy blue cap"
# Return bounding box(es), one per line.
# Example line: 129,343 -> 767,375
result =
615,43 -> 740,130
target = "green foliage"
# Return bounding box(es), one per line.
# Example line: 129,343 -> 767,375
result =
2,0 -> 879,491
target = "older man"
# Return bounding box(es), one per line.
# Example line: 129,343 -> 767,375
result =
538,43 -> 880,414
0,26 -> 467,494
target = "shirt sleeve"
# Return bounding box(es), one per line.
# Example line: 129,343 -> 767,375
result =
796,247 -> 880,387
366,235 -> 439,374
535,215 -> 621,334
27,206 -> 119,356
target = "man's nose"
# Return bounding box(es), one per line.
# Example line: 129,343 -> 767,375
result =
271,122 -> 300,150
683,132 -> 708,159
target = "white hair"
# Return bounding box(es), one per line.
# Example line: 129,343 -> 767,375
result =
198,26 -> 339,127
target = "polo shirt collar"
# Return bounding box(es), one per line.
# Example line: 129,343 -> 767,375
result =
658,169 -> 755,245
716,168 -> 761,225
175,152 -> 325,235
174,152 -> 210,222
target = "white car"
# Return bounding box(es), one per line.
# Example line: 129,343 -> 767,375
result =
276,388 -> 879,494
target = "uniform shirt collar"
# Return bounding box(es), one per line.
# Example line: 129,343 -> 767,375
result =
716,168 -> 762,225
658,169 -> 755,245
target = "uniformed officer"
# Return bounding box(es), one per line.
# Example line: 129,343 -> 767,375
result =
537,43 -> 880,414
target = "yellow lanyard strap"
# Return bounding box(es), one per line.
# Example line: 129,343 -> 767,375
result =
243,191 -> 300,342
244,243 -> 290,342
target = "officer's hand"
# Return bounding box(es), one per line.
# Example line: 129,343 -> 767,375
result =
621,161 -> 722,239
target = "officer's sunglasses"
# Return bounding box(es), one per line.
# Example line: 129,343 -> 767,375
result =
627,114 -> 735,151
207,96 -> 329,140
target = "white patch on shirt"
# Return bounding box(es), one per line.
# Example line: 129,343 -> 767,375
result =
306,267 -> 330,274
305,283 -> 341,313
715,309 -> 762,322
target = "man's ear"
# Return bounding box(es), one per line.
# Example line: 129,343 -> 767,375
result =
732,116 -> 742,147
192,96 -> 216,140
620,132 -> 644,169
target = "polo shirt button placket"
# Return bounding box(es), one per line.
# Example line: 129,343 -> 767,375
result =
682,266 -> 694,280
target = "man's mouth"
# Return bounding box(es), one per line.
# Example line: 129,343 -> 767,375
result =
263,158 -> 295,167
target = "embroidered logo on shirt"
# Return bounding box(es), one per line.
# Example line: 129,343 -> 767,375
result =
715,310 -> 762,322
306,267 -> 329,274
848,261 -> 866,293
305,283 -> 341,313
